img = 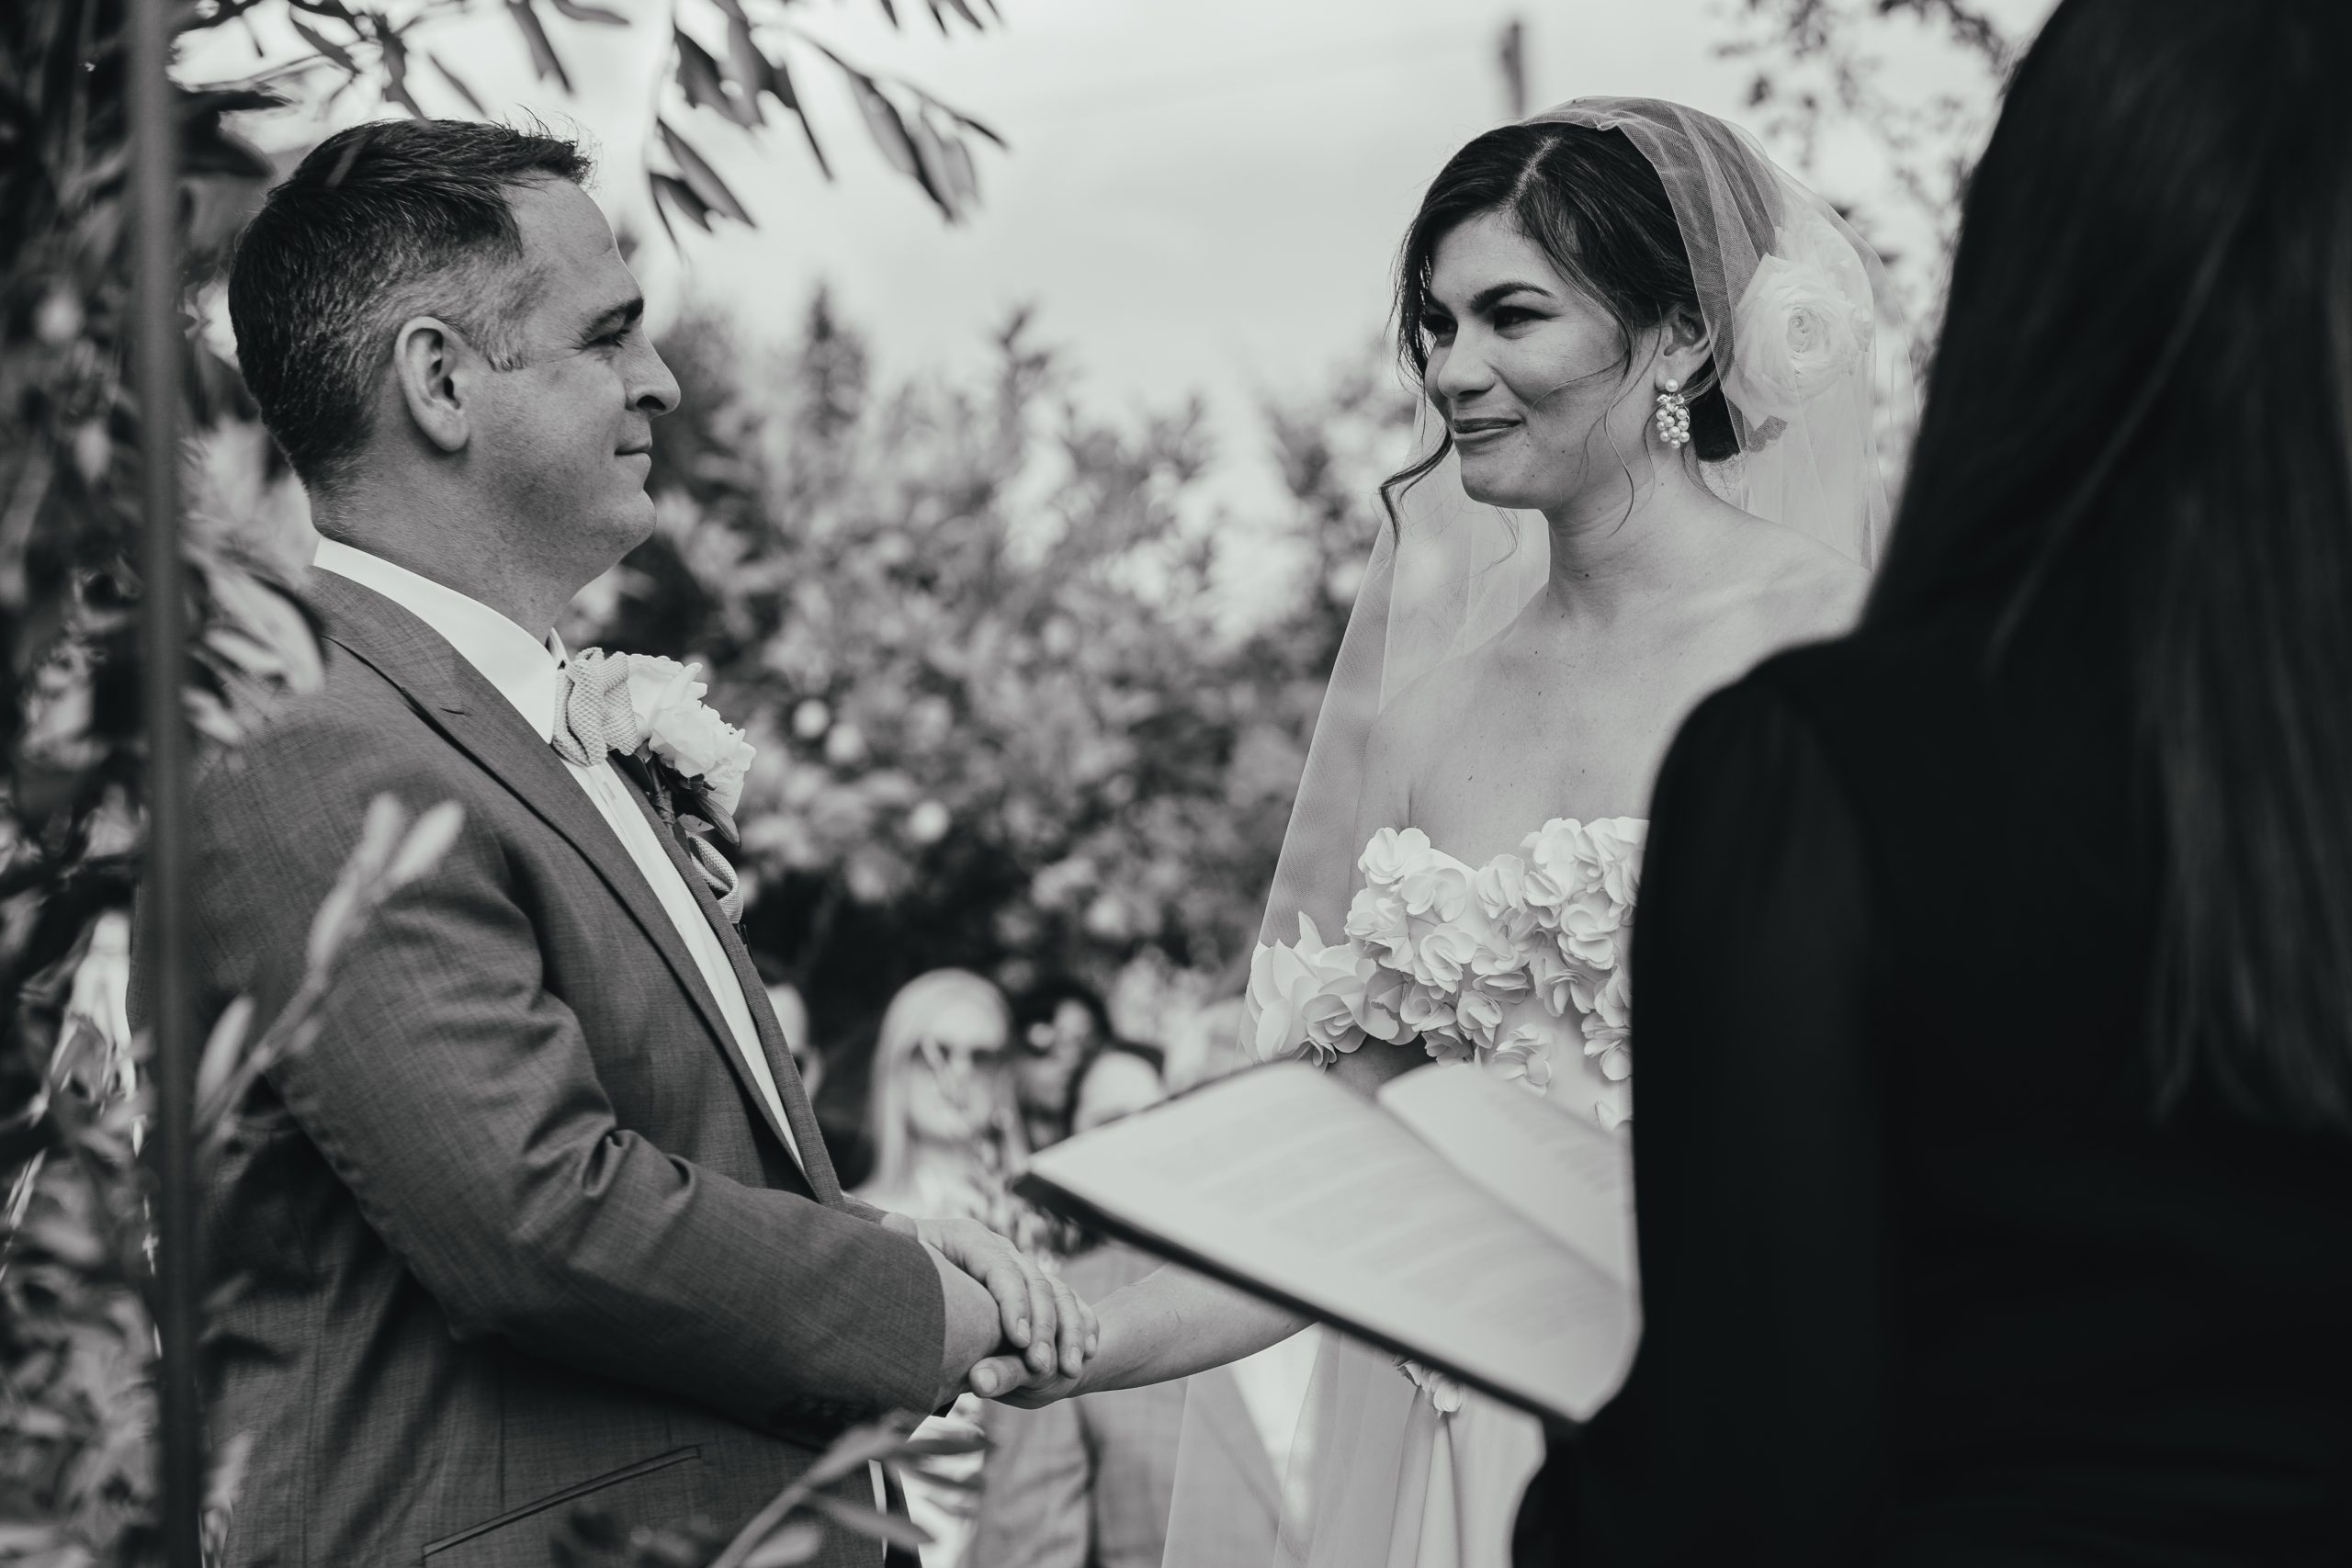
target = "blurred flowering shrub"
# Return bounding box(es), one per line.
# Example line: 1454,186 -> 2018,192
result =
574,294 -> 1414,1051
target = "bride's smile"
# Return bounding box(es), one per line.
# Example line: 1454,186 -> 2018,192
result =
1420,209 -> 1685,516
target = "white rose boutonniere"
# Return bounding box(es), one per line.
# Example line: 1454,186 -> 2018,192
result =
1722,207 -> 1875,424
619,654 -> 757,816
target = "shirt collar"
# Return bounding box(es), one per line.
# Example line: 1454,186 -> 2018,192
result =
312,537 -> 564,743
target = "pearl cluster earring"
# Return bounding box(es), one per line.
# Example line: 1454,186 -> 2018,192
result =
1654,379 -> 1692,448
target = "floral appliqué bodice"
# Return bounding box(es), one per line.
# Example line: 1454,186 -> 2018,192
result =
1246,818 -> 1645,1132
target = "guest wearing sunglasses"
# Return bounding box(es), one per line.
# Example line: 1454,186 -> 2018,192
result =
854,968 -> 1035,1566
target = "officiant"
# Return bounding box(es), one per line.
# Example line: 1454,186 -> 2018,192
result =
1517,3 -> 2352,1562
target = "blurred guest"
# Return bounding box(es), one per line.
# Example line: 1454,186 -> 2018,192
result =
1521,3 -> 2352,1562
1069,1042 -> 1165,1135
855,969 -> 1028,1568
969,1026 -> 1287,1568
762,976 -> 823,1104
1011,976 -> 1109,1152
855,967 -> 1028,1253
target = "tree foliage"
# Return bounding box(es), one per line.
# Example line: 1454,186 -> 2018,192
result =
1718,0 -> 2024,321
183,0 -> 1008,233
577,296 -> 1409,1078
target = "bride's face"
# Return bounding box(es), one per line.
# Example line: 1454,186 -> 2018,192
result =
1422,211 -> 1654,512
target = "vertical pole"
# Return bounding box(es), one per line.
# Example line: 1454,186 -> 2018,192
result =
1498,17 -> 1528,120
127,1 -> 204,1563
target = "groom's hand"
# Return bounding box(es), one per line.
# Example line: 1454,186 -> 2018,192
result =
888,1214 -> 1095,1401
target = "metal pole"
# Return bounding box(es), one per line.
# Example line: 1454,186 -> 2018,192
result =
1498,17 -> 1528,120
128,1 -> 205,1562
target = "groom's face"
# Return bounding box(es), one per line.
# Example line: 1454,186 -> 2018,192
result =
465,180 -> 679,578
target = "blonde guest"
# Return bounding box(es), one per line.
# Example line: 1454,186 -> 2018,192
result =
854,969 -> 1029,1568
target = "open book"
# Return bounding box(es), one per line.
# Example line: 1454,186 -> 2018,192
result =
1015,1062 -> 1640,1424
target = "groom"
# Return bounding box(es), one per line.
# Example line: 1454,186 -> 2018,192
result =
152,119 -> 1086,1567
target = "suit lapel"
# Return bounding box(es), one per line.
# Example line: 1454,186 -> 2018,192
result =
613,767 -> 847,1206
309,575 -> 799,1170
1186,1368 -> 1284,1520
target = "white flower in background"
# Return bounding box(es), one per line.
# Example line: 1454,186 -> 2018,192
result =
823,721 -> 867,768
621,654 -> 757,815
791,696 -> 831,739
1723,207 -> 1874,423
906,799 -> 952,845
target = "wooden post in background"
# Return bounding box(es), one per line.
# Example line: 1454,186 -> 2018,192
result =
127,1 -> 205,1562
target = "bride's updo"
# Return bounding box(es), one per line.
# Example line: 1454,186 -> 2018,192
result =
1394,122 -> 1741,471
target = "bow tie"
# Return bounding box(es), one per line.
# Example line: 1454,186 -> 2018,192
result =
552,648 -> 745,923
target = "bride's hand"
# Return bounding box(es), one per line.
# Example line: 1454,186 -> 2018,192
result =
983,1359 -> 1086,1408
884,1213 -> 1097,1387
971,1282 -> 1132,1406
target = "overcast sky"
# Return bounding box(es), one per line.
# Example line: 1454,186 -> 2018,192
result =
190,0 -> 2052,518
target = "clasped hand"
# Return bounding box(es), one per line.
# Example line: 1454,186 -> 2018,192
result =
885,1213 -> 1099,1404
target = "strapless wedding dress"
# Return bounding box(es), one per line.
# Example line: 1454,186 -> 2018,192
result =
1227,816 -> 1645,1568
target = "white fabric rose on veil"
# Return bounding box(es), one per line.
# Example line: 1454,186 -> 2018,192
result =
1722,206 -> 1876,424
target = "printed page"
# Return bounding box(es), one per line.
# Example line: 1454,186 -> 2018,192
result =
1021,1063 -> 1637,1422
1377,1066 -> 1639,1287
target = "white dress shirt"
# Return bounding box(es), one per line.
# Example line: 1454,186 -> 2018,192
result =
313,538 -> 804,1174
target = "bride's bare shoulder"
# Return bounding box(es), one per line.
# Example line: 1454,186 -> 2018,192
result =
1362,650 -> 1486,773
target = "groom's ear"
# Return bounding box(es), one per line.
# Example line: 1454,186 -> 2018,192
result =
390,316 -> 473,455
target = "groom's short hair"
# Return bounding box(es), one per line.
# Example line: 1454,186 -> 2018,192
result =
229,119 -> 594,491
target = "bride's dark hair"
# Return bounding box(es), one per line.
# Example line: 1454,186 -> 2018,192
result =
1383,121 -> 1742,520
1869,0 -> 2352,1128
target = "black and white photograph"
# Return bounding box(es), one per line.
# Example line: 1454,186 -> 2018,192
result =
7,0 -> 2352,1564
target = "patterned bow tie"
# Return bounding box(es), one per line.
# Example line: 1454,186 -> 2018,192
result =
552,648 -> 744,923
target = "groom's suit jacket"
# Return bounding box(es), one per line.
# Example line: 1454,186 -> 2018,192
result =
143,571 -> 944,1568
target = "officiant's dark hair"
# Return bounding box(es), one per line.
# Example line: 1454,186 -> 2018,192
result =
1382,120 -> 1738,521
229,118 -> 594,491
1869,0 -> 2352,1131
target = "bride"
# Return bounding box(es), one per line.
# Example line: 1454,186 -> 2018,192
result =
980,98 -> 1902,1567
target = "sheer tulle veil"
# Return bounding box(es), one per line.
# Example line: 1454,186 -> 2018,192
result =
1160,97 -> 1908,1568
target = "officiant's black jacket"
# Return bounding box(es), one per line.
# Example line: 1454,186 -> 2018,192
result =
1519,583 -> 2352,1566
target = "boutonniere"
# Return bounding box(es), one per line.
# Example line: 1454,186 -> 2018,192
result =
557,649 -> 757,919
616,653 -> 754,817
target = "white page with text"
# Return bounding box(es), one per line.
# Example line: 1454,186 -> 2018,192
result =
1023,1063 -> 1638,1421
1377,1066 -> 1639,1288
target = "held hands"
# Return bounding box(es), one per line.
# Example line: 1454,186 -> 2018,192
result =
887,1213 -> 1098,1405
